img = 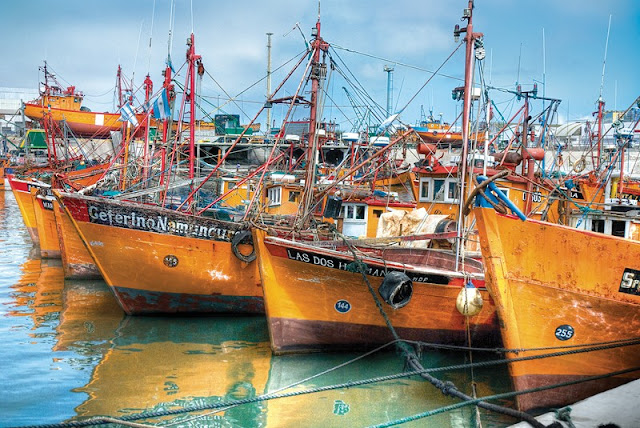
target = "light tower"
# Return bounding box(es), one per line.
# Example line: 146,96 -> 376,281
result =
384,65 -> 394,117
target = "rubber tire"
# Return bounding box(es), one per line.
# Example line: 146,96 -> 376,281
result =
231,230 -> 256,263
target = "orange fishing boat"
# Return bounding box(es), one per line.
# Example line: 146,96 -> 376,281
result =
253,228 -> 497,354
411,119 -> 486,147
53,199 -> 101,279
56,191 -> 262,314
473,178 -> 640,411
23,63 -> 145,138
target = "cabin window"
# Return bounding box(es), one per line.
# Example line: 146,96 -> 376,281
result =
612,220 -> 626,238
433,179 -> 445,201
419,177 -> 459,203
420,179 -> 430,201
447,181 -> 459,200
591,219 -> 605,234
342,203 -> 367,221
288,191 -> 300,202
373,209 -> 383,218
267,187 -> 282,206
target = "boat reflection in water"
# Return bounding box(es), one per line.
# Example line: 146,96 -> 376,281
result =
69,316 -> 271,427
66,313 -> 515,427
54,278 -> 124,353
7,259 -> 64,327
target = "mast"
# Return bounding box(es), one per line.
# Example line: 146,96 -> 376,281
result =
595,97 -> 605,171
596,14 -> 612,172
297,15 -> 329,229
522,88 -> 534,215
454,0 -> 482,267
116,65 -> 124,109
159,30 -> 175,192
143,74 -> 153,183
266,32 -> 273,134
182,33 -> 201,207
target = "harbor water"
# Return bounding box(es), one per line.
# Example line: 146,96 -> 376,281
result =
0,187 -> 519,427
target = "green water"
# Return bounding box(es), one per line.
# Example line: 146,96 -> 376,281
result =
0,188 -> 518,427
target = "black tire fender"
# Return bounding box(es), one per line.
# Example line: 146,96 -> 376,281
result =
231,230 -> 256,263
378,271 -> 413,309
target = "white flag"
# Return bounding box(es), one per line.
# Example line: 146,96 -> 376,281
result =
153,89 -> 171,120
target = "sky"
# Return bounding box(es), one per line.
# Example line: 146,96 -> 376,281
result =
1,0 -> 639,132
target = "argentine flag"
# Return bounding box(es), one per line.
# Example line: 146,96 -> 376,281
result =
153,89 -> 171,120
119,103 -> 139,127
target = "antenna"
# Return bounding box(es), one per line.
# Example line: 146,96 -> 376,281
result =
542,28 -> 546,99
147,0 -> 156,73
190,0 -> 194,34
168,0 -> 176,60
599,14 -> 612,100
516,42 -> 522,87
318,0 -> 321,20
132,20 -> 144,88
266,32 -> 273,133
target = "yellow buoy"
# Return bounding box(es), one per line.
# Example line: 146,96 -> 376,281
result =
456,282 -> 483,316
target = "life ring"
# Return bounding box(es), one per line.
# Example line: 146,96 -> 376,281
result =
231,230 -> 256,263
573,157 -> 586,173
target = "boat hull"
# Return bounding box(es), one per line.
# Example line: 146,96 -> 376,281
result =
475,207 -> 640,411
254,229 -> 499,354
53,199 -> 101,279
24,103 -> 143,138
57,192 -> 263,315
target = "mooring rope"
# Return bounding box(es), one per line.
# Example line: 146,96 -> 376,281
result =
368,366 -> 640,428
333,229 -> 547,428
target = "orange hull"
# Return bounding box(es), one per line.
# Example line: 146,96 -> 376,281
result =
24,103 -> 144,138
7,176 -> 41,244
57,191 -> 262,314
53,199 -> 101,279
475,206 -> 640,411
32,190 -> 61,258
253,229 -> 499,354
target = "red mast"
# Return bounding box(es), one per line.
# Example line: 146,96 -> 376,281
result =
298,18 -> 329,227
142,74 -> 153,182
185,33 -> 200,182
595,97 -> 605,170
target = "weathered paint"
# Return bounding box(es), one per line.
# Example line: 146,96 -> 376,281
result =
268,316 -> 497,355
56,191 -> 263,315
112,285 -> 264,314
474,206 -> 640,411
253,228 -> 499,354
